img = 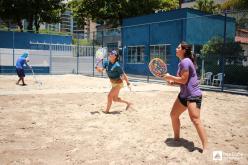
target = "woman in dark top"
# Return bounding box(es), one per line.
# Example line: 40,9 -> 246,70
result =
96,50 -> 132,113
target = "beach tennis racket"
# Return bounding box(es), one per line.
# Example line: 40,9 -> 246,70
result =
31,68 -> 42,86
148,58 -> 168,78
95,47 -> 107,68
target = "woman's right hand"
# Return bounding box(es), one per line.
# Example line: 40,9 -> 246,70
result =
95,66 -> 103,73
167,80 -> 175,86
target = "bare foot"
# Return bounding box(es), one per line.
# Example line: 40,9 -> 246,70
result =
102,110 -> 109,114
126,103 -> 133,110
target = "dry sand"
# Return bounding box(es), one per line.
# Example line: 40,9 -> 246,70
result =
0,74 -> 247,165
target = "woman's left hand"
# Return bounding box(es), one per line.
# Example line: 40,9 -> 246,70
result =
163,73 -> 173,81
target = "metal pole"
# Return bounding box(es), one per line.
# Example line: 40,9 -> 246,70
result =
77,32 -> 79,74
13,31 -> 15,69
49,28 -> 52,74
147,24 -> 151,83
201,58 -> 205,84
101,30 -> 104,77
93,31 -> 95,76
121,27 -> 125,71
221,11 -> 227,92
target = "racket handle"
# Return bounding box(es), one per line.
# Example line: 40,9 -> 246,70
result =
95,59 -> 103,68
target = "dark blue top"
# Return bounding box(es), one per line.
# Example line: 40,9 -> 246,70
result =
103,60 -> 124,80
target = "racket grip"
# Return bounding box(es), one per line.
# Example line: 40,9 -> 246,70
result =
95,59 -> 103,67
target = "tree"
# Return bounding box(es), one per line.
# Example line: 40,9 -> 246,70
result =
0,0 -> 26,31
193,0 -> 220,14
222,0 -> 248,29
0,0 -> 65,32
69,0 -> 88,29
222,0 -> 248,10
25,0 -> 66,32
201,37 -> 244,64
69,0 -> 179,28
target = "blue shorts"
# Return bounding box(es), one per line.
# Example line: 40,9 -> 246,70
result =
16,68 -> 25,78
178,94 -> 202,109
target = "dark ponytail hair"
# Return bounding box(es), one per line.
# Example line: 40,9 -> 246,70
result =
115,54 -> 119,62
180,41 -> 196,65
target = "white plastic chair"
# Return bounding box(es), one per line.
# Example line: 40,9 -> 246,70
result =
212,73 -> 224,86
204,72 -> 213,85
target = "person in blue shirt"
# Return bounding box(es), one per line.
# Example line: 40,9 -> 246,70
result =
96,50 -> 132,113
16,51 -> 32,86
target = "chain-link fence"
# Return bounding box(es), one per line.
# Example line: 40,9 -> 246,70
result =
0,9 -> 247,93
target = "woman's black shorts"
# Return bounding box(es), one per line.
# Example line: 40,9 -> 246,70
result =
178,94 -> 202,109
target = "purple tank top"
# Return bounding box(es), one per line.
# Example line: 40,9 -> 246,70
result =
177,58 -> 202,98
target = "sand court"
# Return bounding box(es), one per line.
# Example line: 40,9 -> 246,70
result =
0,75 -> 247,164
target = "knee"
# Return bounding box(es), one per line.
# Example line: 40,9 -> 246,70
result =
190,117 -> 201,126
108,94 -> 113,100
113,97 -> 120,102
170,111 -> 179,120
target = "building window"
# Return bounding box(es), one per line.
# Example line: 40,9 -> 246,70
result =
127,46 -> 145,64
150,44 -> 171,63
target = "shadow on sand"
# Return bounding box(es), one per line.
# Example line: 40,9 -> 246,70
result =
164,138 -> 203,153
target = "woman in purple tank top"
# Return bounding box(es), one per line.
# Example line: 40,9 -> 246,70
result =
164,42 -> 208,152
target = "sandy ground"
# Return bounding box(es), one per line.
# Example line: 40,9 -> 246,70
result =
0,74 -> 248,165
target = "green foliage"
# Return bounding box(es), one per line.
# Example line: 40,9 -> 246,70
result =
69,0 -> 179,28
0,0 -> 65,32
193,0 -> 220,14
72,38 -> 93,46
39,29 -> 72,36
68,0 -> 87,28
222,0 -> 248,10
201,37 -> 244,64
0,0 -> 26,31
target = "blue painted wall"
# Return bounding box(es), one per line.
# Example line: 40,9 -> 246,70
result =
186,10 -> 236,44
122,9 -> 187,75
122,8 -> 236,75
0,31 -> 72,49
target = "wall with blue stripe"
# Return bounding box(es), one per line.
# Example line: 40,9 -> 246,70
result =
121,8 -> 236,76
0,31 -> 72,49
0,66 -> 49,74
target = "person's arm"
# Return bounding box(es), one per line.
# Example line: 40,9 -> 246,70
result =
95,66 -> 105,73
25,58 -> 32,69
121,73 -> 130,86
163,70 -> 189,85
166,80 -> 180,86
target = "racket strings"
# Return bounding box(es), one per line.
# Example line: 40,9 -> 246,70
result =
149,58 -> 167,78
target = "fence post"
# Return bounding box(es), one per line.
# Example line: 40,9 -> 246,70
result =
201,58 -> 205,84
49,32 -> 52,74
12,31 -> 15,68
93,31 -> 95,77
221,11 -> 227,92
76,32 -> 79,74
101,30 -> 104,77
147,24 -> 151,83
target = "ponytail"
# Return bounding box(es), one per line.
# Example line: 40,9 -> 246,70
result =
180,41 -> 196,65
